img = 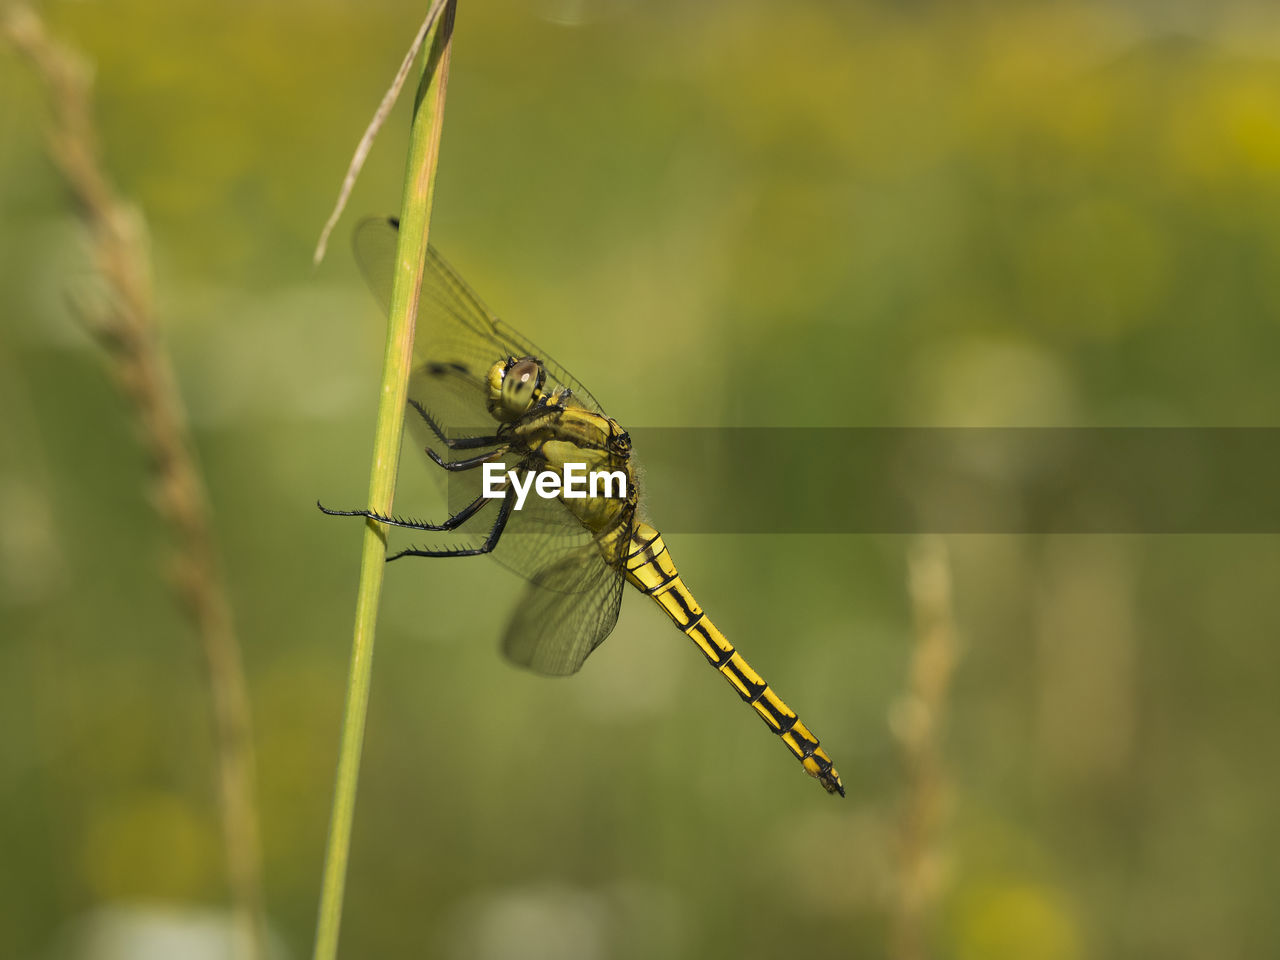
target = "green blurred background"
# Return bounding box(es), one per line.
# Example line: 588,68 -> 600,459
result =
4,1 -> 1280,957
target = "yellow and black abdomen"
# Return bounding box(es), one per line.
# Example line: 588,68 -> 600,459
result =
623,522 -> 844,796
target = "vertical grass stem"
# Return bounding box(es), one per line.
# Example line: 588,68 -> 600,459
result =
311,5 -> 456,960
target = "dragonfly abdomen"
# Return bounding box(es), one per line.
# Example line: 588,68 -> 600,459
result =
623,523 -> 845,797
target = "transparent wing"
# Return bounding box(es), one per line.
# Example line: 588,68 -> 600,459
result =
501,541 -> 628,676
353,217 -> 607,417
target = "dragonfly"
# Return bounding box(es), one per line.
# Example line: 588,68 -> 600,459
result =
321,217 -> 844,796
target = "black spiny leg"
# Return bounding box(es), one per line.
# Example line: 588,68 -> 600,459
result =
409,399 -> 502,449
410,399 -> 509,470
388,484 -> 515,560
427,445 -> 511,471
316,490 -> 491,532
407,399 -> 511,471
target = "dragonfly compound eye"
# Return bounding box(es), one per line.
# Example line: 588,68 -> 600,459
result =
500,358 -> 545,414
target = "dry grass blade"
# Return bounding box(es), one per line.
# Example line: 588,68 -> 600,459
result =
891,535 -> 960,960
312,0 -> 451,265
3,7 -> 266,959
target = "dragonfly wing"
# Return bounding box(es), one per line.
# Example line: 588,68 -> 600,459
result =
352,216 -> 400,319
354,216 -> 607,414
405,358 -> 493,443
501,543 -> 626,676
354,216 -> 507,425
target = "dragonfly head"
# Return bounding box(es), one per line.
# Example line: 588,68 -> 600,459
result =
487,356 -> 546,422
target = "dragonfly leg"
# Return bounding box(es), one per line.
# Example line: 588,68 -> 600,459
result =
427,445 -> 512,471
426,444 -> 511,472
316,491 -> 490,532
409,399 -> 502,449
388,484 -> 515,560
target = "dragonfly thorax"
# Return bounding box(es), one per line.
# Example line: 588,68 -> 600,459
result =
487,356 -> 546,422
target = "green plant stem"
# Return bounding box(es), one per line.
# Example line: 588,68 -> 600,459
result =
311,5 -> 455,960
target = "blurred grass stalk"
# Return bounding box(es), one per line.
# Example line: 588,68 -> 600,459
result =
311,4 -> 456,960
892,536 -> 959,960
2,6 -> 267,960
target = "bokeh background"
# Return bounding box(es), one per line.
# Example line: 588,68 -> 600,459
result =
4,1 -> 1280,957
